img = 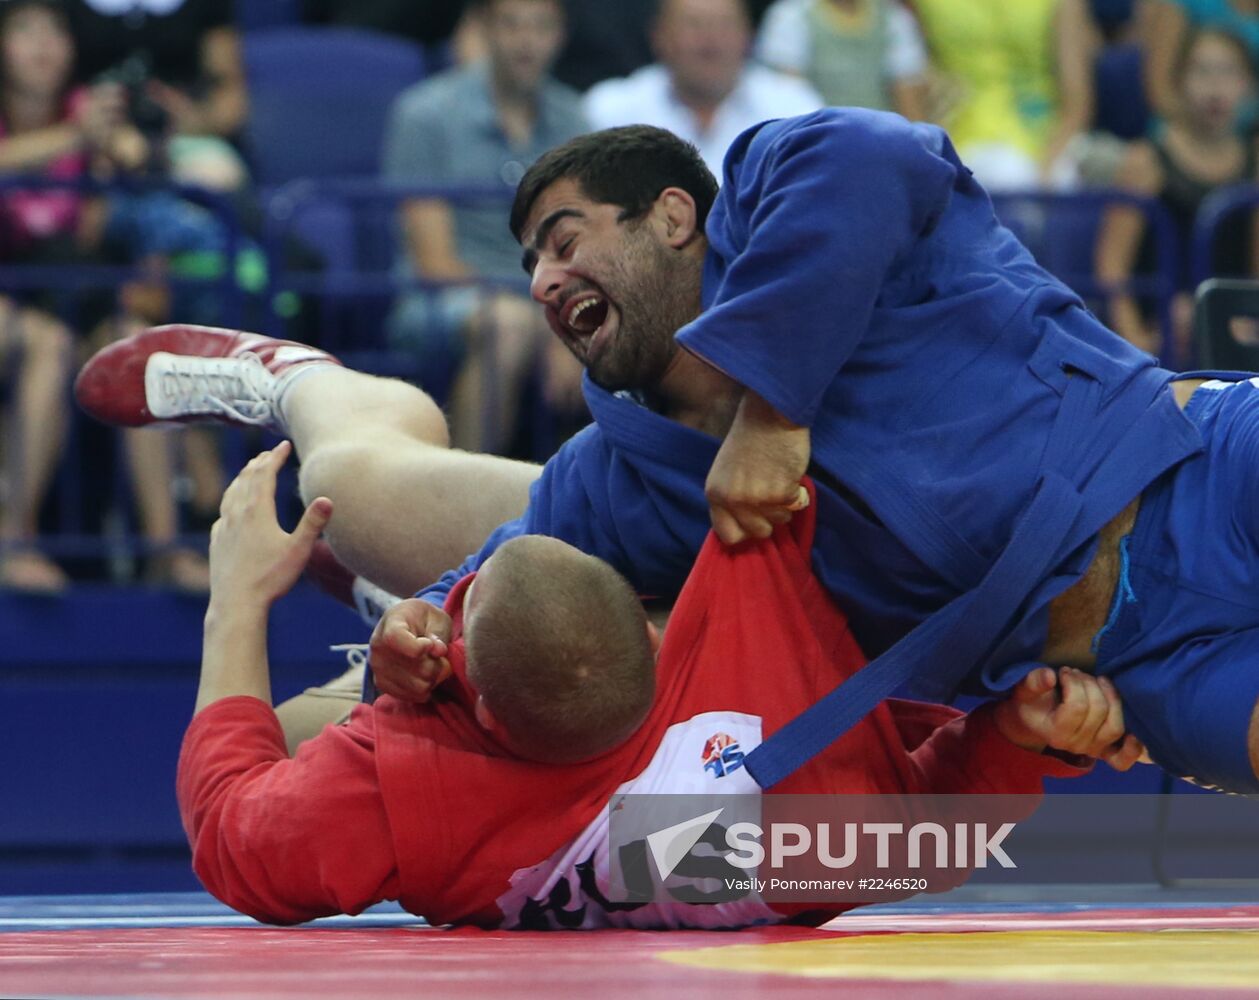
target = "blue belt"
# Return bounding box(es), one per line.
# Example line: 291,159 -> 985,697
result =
744,367 -> 1200,790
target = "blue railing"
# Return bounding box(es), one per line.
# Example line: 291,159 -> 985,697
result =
1192,182 -> 1259,289
0,178 -> 1230,564
991,189 -> 1181,368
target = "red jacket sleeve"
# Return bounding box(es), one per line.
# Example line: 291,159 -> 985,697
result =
889,699 -> 1091,794
177,697 -> 402,925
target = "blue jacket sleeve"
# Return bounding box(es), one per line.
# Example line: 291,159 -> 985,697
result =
676,109 -> 961,428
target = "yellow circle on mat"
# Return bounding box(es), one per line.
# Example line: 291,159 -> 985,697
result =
660,930 -> 1259,988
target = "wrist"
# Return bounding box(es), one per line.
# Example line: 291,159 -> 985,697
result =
738,390 -> 803,431
205,595 -> 270,634
991,701 -> 1048,754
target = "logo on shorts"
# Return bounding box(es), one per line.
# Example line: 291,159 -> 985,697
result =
702,733 -> 745,779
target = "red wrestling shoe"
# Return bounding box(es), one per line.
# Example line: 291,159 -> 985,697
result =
74,324 -> 340,431
305,539 -> 400,627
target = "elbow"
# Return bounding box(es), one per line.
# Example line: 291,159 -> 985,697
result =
190,849 -> 310,926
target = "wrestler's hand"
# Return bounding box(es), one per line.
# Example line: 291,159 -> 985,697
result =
209,441 -> 333,610
369,598 -> 454,703
706,390 -> 811,545
993,666 -> 1147,771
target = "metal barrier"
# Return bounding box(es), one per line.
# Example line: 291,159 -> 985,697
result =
1192,182 -> 1259,290
0,177 -> 1213,571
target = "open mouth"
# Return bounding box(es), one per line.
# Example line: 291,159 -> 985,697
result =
560,293 -> 611,357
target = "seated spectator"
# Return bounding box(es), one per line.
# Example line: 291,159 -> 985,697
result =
301,0 -> 468,48
63,0 -> 249,189
0,0 -> 215,590
582,0 -> 824,178
1096,27 -> 1257,363
301,0 -> 490,70
552,0 -> 656,91
383,0 -> 586,455
756,0 -> 930,120
1144,0 -> 1259,121
1090,0 -> 1151,145
911,0 -> 1098,190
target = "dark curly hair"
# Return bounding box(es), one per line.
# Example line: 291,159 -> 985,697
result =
510,125 -> 719,240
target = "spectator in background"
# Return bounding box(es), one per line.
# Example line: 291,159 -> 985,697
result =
62,0 -> 248,189
551,0 -> 656,91
1096,27 -> 1257,363
0,0 -> 80,590
1089,0 -> 1150,146
301,0 -> 489,70
302,0 -> 468,48
552,1 -> 778,93
383,0 -> 585,455
583,0 -> 823,178
1144,0 -> 1259,120
0,0 -> 214,590
910,0 -> 1098,190
756,0 -> 930,120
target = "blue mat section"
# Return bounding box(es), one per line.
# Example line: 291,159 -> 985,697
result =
0,585 -> 368,895
0,890 -> 1252,932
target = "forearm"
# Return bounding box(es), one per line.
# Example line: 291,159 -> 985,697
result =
908,703 -> 1089,795
1041,118 -> 1085,175
891,78 -> 929,122
1141,0 -> 1186,120
1096,206 -> 1152,348
1044,0 -> 1095,173
1106,294 -> 1154,349
196,600 -> 272,714
0,124 -> 84,173
198,27 -> 248,137
736,388 -> 805,434
402,199 -> 473,281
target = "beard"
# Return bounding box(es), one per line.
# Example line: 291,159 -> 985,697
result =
586,226 -> 701,393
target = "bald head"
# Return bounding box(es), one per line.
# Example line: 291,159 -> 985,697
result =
464,536 -> 656,763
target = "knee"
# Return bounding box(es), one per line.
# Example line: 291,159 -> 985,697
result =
19,312 -> 74,370
297,442 -> 359,505
400,379 -> 451,447
358,377 -> 450,448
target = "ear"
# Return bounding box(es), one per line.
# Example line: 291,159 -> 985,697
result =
646,620 -> 662,659
650,187 -> 700,249
474,694 -> 498,732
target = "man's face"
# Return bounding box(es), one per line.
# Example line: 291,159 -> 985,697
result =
484,0 -> 564,94
653,0 -> 750,106
520,178 -> 698,392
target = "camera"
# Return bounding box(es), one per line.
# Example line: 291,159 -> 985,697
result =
95,53 -> 170,142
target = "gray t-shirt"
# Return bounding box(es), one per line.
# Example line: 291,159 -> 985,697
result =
382,62 -> 589,280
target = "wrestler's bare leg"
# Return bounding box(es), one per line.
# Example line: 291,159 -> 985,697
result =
76,325 -> 544,747
269,367 -> 539,749
282,367 -> 541,597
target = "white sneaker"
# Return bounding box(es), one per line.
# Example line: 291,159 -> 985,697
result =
144,351 -> 282,430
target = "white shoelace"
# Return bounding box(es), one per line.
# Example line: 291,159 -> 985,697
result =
330,643 -> 371,672
145,350 -> 279,427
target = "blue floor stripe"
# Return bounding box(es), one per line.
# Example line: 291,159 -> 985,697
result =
0,888 -> 1254,932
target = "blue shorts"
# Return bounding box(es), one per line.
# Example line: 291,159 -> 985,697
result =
1094,378 -> 1259,792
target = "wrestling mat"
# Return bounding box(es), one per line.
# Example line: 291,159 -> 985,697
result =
3,889 -> 1258,999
